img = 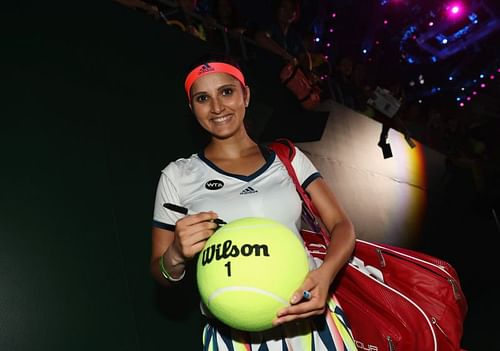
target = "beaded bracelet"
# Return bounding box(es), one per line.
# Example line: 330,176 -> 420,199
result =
159,254 -> 185,282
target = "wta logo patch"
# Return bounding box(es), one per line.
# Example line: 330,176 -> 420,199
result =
205,179 -> 224,190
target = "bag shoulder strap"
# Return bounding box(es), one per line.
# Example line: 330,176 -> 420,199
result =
268,139 -> 331,244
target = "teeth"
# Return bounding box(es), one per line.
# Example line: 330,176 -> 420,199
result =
212,116 -> 231,123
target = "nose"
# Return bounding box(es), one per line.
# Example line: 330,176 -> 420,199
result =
210,96 -> 224,114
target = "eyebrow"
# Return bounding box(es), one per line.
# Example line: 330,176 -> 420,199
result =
191,83 -> 238,99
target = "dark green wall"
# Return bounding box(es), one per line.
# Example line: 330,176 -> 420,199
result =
1,2 -> 236,350
1,0 -> 332,348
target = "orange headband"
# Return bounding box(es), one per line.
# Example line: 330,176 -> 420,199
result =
184,62 -> 246,100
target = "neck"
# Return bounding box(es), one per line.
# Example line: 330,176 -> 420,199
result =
205,132 -> 257,160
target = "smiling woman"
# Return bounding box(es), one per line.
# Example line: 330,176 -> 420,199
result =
188,62 -> 250,141
150,53 -> 358,350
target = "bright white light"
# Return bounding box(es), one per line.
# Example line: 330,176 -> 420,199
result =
447,3 -> 464,18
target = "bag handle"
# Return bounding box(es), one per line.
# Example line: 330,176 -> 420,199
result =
268,138 -> 331,246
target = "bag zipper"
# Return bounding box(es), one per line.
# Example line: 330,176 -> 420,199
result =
347,262 -> 438,351
367,241 -> 463,301
431,316 -> 449,339
387,336 -> 395,351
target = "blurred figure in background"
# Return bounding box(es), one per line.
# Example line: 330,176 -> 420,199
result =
162,0 -> 208,41
204,0 -> 254,52
254,0 -> 309,70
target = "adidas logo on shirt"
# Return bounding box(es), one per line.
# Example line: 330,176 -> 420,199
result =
240,186 -> 258,195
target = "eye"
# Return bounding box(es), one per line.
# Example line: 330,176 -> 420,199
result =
195,94 -> 209,103
221,87 -> 233,96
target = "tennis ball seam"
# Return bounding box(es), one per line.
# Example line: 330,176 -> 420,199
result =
208,286 -> 289,306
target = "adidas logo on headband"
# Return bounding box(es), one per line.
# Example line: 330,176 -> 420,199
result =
198,63 -> 215,75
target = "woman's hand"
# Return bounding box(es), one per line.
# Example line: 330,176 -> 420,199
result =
169,211 -> 220,263
272,267 -> 333,326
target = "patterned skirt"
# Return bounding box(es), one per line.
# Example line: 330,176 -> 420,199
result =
202,294 -> 357,351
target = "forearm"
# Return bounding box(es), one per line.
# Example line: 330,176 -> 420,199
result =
255,32 -> 293,60
151,243 -> 187,287
318,220 -> 356,285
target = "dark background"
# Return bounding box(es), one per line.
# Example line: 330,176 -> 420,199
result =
1,1 -> 496,350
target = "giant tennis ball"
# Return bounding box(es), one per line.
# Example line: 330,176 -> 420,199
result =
196,217 -> 309,332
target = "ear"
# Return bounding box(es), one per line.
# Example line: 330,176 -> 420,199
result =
244,86 -> 251,108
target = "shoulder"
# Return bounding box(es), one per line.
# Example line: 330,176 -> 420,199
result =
292,145 -> 314,164
161,153 -> 201,177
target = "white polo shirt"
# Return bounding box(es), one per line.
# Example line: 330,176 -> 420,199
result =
153,146 -> 321,240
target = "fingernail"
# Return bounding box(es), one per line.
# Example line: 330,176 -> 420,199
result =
290,295 -> 298,304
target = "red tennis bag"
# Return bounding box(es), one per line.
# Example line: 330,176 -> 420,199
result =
269,138 -> 468,351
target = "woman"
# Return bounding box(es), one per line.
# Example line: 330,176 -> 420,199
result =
150,54 -> 357,350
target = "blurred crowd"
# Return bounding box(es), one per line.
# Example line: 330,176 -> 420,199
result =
114,0 -> 500,205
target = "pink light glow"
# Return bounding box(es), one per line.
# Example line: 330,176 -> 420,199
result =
447,3 -> 464,18
490,75 -> 495,80
459,102 -> 465,107
331,13 -> 336,18
472,91 -> 477,95
466,96 -> 471,101
480,83 -> 486,88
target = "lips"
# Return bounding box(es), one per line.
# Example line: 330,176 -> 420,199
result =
211,115 -> 233,124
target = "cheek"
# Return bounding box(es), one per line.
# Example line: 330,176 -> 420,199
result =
192,104 -> 209,122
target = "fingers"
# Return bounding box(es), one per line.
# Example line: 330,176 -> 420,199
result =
290,289 -> 312,305
273,302 -> 326,327
174,212 -> 220,258
273,273 -> 329,326
177,211 -> 219,227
